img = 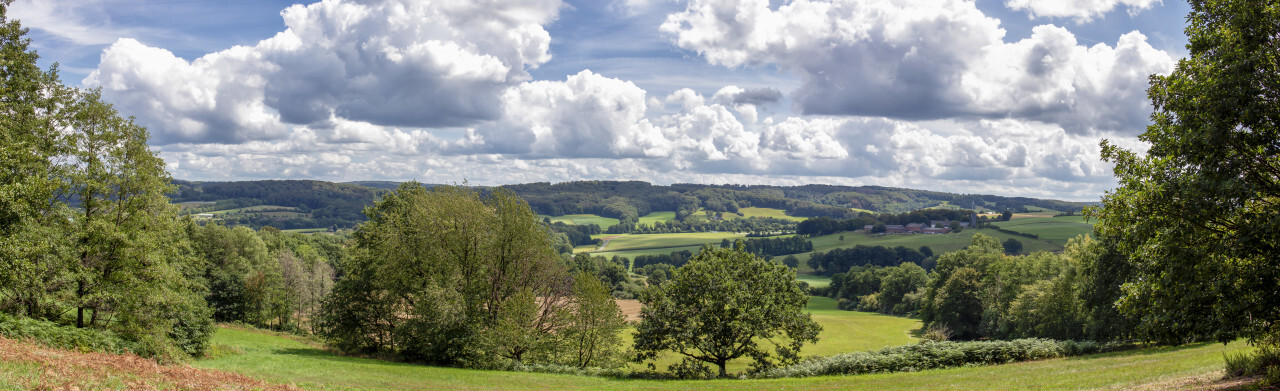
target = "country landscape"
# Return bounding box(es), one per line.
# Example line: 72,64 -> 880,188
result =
2,0 -> 1278,390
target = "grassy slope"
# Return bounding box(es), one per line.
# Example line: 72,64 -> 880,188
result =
589,232 -> 745,259
541,214 -> 622,229
726,207 -> 807,222
624,297 -> 919,374
191,325 -> 1249,390
993,216 -> 1093,242
638,211 -> 676,225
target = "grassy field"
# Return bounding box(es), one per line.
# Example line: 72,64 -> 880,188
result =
638,211 -> 677,225
589,232 -> 744,259
993,216 -> 1094,242
725,207 -> 807,222
208,205 -> 300,216
795,273 -> 831,288
622,296 -> 919,374
185,323 -> 1252,390
541,214 -> 621,229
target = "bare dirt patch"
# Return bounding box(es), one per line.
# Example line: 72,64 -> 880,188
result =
0,336 -> 298,390
615,299 -> 643,322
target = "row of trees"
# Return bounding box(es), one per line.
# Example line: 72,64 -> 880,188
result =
0,4 -> 212,358
807,245 -> 933,275
720,236 -> 814,257
796,208 -> 974,237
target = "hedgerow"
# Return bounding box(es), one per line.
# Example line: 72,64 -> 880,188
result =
756,339 -> 1134,378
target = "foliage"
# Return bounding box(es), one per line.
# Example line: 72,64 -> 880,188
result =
562,272 -> 627,368
0,4 -> 211,360
756,338 -> 1135,378
633,244 -> 821,377
0,312 -> 135,354
808,244 -> 928,275
1002,238 -> 1023,255
171,179 -> 385,229
1091,0 -> 1280,350
319,183 -> 580,367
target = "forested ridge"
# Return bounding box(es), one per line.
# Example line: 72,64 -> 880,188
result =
167,178 -> 1088,231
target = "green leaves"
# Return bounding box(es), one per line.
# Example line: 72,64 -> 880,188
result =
633,244 -> 821,378
1093,0 -> 1280,346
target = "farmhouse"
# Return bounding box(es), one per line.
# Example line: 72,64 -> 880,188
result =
923,227 -> 951,234
906,223 -> 925,233
884,224 -> 906,233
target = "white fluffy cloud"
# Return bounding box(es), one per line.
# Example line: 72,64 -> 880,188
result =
1005,0 -> 1161,23
85,0 -> 563,144
660,0 -> 1175,135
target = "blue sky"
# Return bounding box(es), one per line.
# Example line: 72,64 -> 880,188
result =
10,0 -> 1192,200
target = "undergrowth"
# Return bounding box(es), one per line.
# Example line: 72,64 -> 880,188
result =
0,312 -> 135,355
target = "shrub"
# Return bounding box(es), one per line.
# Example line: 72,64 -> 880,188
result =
0,313 -> 135,355
756,339 -> 1135,378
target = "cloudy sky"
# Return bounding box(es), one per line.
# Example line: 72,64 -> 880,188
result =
11,0 -> 1190,201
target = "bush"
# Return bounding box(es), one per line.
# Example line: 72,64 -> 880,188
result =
0,313 -> 136,355
756,339 -> 1134,378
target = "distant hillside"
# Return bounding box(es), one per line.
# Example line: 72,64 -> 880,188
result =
169,179 -> 1089,230
170,180 -> 387,229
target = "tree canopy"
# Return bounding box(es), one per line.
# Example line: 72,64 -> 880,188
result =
633,244 -> 821,378
1092,0 -> 1280,346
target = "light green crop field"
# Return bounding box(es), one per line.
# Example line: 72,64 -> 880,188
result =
795,273 -> 831,288
726,207 -> 807,222
993,216 -> 1094,242
638,211 -> 677,225
208,205 -> 299,215
593,232 -> 743,253
188,321 -> 1250,390
623,296 -> 919,374
541,214 -> 621,229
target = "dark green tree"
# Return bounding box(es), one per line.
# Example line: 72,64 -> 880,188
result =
1092,0 -> 1280,348
1002,238 -> 1023,255
633,244 -> 821,377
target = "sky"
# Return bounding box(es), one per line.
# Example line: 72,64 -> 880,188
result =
10,0 -> 1192,201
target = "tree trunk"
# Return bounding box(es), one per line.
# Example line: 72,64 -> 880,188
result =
718,360 -> 727,378
76,280 -> 85,328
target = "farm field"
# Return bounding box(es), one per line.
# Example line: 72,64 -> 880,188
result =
541,214 -> 620,229
993,216 -> 1093,242
589,232 -> 744,259
207,205 -> 301,215
637,211 -> 676,225
620,296 -> 919,374
795,273 -> 831,288
184,323 -> 1251,390
724,207 -> 807,222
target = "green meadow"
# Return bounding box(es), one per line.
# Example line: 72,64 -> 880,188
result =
191,318 -> 1249,390
993,216 -> 1094,242
541,214 -> 621,229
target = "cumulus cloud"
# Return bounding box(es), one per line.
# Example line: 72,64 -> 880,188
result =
85,0 -> 563,144
660,0 -> 1175,135
1005,0 -> 1161,23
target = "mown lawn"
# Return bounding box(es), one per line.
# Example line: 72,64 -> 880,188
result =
191,323 -> 1250,390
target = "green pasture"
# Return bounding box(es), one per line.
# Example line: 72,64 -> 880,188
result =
208,205 -> 299,216
637,211 -> 677,225
190,322 -> 1249,390
726,207 -> 807,222
541,214 -> 620,229
592,232 -> 743,254
622,296 -> 919,374
795,273 -> 831,288
993,216 -> 1094,242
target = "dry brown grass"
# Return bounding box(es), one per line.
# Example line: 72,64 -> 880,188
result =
0,336 -> 298,390
615,299 -> 642,322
